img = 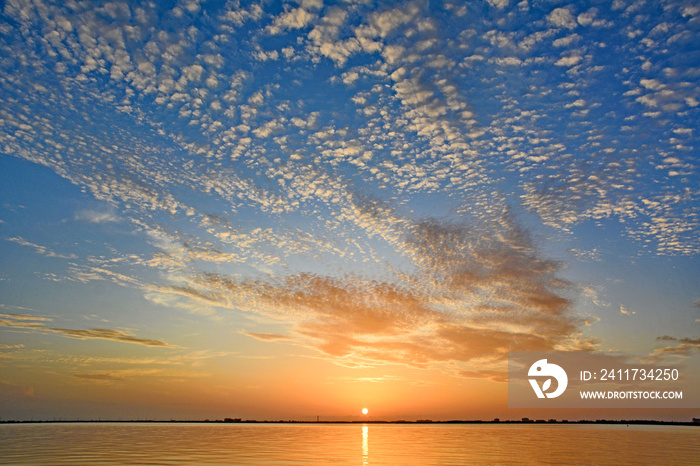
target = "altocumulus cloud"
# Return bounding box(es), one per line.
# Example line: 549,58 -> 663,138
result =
0,0 -> 696,380
156,208 -> 589,372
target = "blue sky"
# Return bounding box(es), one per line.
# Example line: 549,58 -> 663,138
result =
0,0 -> 698,420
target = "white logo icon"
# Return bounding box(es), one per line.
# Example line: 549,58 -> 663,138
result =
528,359 -> 568,398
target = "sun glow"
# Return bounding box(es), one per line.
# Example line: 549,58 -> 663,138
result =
362,408 -> 369,415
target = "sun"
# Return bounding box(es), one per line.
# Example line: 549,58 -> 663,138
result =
362,408 -> 368,415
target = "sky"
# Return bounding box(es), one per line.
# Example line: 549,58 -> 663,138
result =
0,0 -> 698,422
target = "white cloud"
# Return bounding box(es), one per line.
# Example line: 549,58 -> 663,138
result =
221,3 -> 263,26
555,54 -> 582,66
577,9 -> 597,26
75,209 -> 120,223
553,34 -> 580,47
182,64 -> 204,82
565,98 -> 586,108
491,57 -> 522,66
486,0 -> 511,10
267,7 -> 314,35
363,3 -> 420,38
548,7 -> 578,29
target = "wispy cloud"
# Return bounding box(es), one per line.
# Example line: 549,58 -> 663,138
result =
655,336 -> 700,354
243,332 -> 293,342
0,344 -> 24,349
0,313 -> 175,348
48,328 -> 175,348
72,368 -> 164,383
74,209 -> 121,223
0,312 -> 52,322
73,372 -> 125,382
458,369 -> 508,383
6,237 -> 76,259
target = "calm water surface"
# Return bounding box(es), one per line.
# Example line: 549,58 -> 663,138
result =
0,423 -> 697,465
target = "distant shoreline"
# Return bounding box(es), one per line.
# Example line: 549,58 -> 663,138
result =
2,419 -> 698,426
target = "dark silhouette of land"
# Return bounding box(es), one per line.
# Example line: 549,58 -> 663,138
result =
1,417 -> 698,426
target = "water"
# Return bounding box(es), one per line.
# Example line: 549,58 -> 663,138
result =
0,423 -> 697,465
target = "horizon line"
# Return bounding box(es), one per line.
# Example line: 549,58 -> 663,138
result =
2,418 -> 698,426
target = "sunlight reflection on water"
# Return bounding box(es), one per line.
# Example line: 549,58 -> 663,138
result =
362,425 -> 369,465
0,423 -> 697,465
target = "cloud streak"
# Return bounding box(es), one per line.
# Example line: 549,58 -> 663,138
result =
0,313 -> 174,348
655,336 -> 700,354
